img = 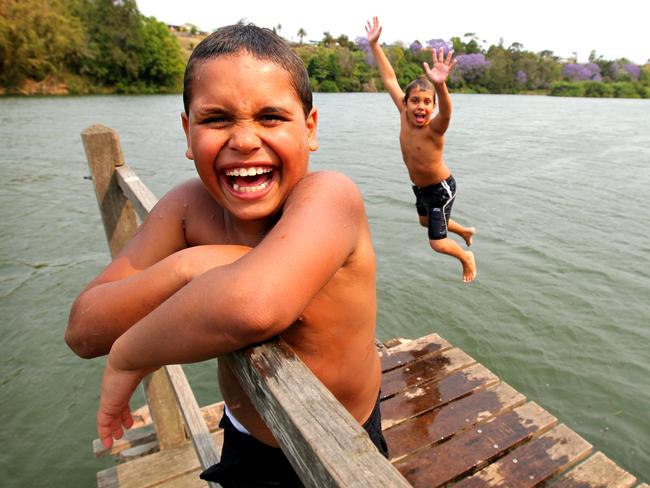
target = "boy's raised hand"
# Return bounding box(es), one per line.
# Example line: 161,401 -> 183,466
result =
423,47 -> 457,84
365,16 -> 382,44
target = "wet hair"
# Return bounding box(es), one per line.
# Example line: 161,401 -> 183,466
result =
403,76 -> 436,105
183,22 -> 312,117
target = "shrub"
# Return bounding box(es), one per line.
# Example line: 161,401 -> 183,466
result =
549,81 -> 584,97
583,81 -> 613,98
612,82 -> 640,98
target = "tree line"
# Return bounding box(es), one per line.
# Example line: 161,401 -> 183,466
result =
2,0 -> 648,98
1,0 -> 184,93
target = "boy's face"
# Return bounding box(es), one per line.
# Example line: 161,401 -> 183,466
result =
404,88 -> 435,127
182,53 -> 318,222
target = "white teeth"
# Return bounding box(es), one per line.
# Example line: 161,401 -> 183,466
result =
232,181 -> 270,193
225,167 -> 272,176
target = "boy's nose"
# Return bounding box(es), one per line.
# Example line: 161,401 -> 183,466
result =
227,126 -> 261,153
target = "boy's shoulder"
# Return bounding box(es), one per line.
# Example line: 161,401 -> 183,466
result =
288,171 -> 364,209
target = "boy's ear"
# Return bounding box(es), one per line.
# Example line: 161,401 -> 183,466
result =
307,108 -> 319,152
181,112 -> 194,160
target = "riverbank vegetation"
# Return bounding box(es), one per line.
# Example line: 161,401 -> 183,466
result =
2,0 -> 648,98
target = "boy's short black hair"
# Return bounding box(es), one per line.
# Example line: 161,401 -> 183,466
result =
403,76 -> 436,104
183,22 -> 313,117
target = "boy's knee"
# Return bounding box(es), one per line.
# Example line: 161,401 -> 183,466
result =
418,216 -> 428,227
429,238 -> 446,252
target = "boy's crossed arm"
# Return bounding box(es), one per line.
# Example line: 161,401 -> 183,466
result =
95,171 -> 365,447
65,181 -> 249,358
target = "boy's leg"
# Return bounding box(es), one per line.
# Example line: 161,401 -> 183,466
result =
448,219 -> 476,247
429,237 -> 476,283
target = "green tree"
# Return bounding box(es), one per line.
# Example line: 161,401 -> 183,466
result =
486,45 -> 514,92
139,16 -> 184,89
297,28 -> 306,44
76,0 -> 144,85
321,31 -> 335,47
0,0 -> 85,87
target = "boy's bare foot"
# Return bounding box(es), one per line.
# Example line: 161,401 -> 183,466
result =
462,227 -> 476,247
462,251 -> 476,283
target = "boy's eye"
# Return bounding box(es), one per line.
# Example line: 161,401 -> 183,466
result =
202,115 -> 230,125
259,114 -> 286,125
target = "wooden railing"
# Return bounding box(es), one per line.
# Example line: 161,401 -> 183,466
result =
82,124 -> 410,487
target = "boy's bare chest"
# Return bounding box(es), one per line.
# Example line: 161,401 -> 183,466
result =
400,127 -> 443,164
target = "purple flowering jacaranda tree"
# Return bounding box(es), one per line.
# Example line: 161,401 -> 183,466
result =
426,38 -> 451,57
624,63 -> 640,80
562,63 -> 602,81
355,36 -> 375,65
410,40 -> 422,54
454,53 -> 490,83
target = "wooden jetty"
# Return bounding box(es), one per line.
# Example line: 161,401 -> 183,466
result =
82,125 -> 644,487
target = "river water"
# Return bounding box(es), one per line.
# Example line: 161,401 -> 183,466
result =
1,93 -> 648,485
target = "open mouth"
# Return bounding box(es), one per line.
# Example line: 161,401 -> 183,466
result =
414,112 -> 427,123
224,166 -> 274,193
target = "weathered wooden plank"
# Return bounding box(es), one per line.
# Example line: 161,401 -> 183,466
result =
143,369 -> 187,450
118,441 -> 158,461
385,382 -> 526,461
81,123 -> 136,257
380,333 -> 451,372
453,424 -> 592,488
155,469 -> 209,488
224,338 -> 411,488
381,363 -> 500,429
97,430 -> 224,488
115,164 -> 159,222
395,402 -> 557,487
548,452 -> 637,488
165,365 -> 219,470
381,347 -> 476,398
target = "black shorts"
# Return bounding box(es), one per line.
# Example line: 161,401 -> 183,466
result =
412,175 -> 457,240
200,395 -> 389,487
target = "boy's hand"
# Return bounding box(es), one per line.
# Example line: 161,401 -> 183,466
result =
97,356 -> 153,448
365,16 -> 382,44
423,47 -> 457,85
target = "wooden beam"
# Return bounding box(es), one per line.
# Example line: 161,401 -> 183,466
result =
548,452 -> 637,488
81,124 -> 136,258
143,371 -> 187,450
453,424 -> 592,488
165,365 -> 219,470
224,338 -> 412,487
394,401 -> 557,487
115,164 -> 158,221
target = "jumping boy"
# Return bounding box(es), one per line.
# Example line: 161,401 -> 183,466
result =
366,16 -> 477,282
65,23 -> 386,487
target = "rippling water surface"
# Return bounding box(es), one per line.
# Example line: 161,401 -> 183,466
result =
1,93 -> 648,485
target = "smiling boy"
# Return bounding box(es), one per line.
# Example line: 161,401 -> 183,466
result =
366,16 -> 477,282
65,23 -> 385,486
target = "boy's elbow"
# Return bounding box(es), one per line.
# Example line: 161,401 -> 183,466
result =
64,325 -> 101,359
223,293 -> 291,347
65,303 -> 108,359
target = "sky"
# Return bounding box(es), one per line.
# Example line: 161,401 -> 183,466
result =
136,0 -> 649,65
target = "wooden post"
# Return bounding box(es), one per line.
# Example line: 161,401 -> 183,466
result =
81,124 -> 137,257
81,124 -> 186,450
